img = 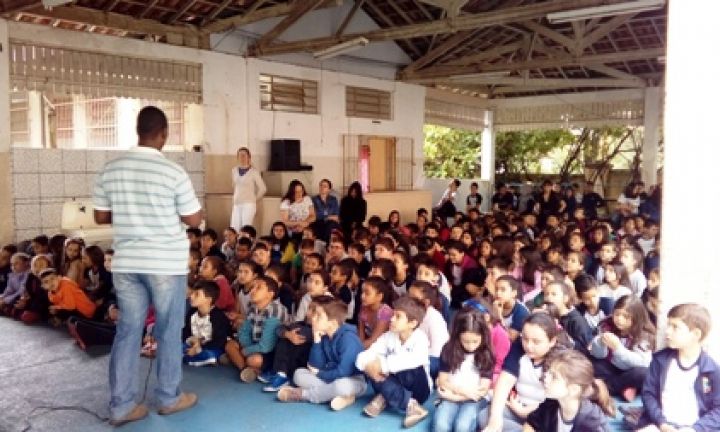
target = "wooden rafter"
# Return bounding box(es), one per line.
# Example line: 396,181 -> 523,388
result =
363,0 -> 423,58
105,0 -> 121,12
587,64 -> 644,83
441,40 -> 524,66
200,0 -> 234,27
249,0 -> 626,56
578,14 -> 635,52
335,0 -> 365,38
402,29 -> 476,72
21,5 -> 200,38
386,0 -> 431,47
202,0 -> 340,34
1,0 -> 39,14
254,0 -> 325,48
137,0 -> 159,19
401,47 -> 665,80
167,0 -> 198,24
521,20 -> 576,53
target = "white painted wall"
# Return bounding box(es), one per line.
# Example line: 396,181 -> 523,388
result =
0,19 -> 10,153
6,20 -> 427,194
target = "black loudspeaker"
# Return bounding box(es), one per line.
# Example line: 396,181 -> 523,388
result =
269,139 -> 301,171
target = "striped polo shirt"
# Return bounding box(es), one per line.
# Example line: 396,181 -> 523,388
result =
92,146 -> 201,275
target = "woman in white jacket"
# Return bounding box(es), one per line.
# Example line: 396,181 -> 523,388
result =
231,147 -> 267,231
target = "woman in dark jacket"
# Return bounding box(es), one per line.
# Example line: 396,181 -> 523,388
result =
339,181 -> 367,239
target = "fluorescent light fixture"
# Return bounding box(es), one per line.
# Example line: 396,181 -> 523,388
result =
547,0 -> 665,24
42,0 -> 73,7
313,37 -> 369,61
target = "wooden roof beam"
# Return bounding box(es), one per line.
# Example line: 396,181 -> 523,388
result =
363,0 -> 423,58
578,13 -> 635,52
1,0 -> 40,14
254,0 -> 325,48
167,0 -> 198,24
441,40 -> 525,66
521,20 -> 576,54
21,5 -> 200,38
250,0 -> 630,56
401,47 -> 665,80
199,0 -> 234,27
335,0 -> 365,38
202,0 -> 342,34
402,29 -> 476,72
138,0 -> 159,19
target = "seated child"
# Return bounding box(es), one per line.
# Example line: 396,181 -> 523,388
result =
574,273 -> 615,333
39,268 -> 96,327
277,296 -> 367,411
225,276 -> 290,382
358,276 -> 395,349
0,252 -> 31,316
0,244 -> 17,294
543,280 -> 594,354
597,262 -> 633,301
348,243 -> 371,279
355,296 -> 432,428
266,264 -> 296,317
433,307 -> 494,432
261,270 -> 331,392
182,280 -> 231,366
407,280 -> 449,379
524,349 -> 615,431
620,246 -> 647,297
589,295 -> 654,401
230,260 -> 262,328
463,297 -> 510,386
14,255 -> 51,324
414,254 -> 452,322
81,245 -> 113,311
636,303 -> 720,432
492,275 -> 530,341
198,256 -> 236,314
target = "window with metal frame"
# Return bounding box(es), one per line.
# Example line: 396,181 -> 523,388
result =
260,74 -> 318,114
346,86 -> 392,120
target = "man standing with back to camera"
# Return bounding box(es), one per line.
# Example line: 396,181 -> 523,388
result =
93,106 -> 203,426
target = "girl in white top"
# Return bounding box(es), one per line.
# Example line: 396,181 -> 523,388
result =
597,262 -> 632,301
434,307 -> 494,432
231,147 -> 266,231
407,280 -> 449,379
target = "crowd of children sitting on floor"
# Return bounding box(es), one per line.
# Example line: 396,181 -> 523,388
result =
0,179 -> 717,431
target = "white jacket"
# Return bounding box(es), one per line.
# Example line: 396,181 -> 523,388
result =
355,329 -> 433,390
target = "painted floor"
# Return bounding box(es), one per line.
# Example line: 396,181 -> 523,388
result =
0,318 -> 636,432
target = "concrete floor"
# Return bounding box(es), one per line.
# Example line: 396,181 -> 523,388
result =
1,317 -> 634,432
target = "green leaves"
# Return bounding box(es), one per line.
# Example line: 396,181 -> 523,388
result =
423,125 -> 482,178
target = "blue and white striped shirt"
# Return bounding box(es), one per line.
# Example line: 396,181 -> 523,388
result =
93,146 -> 201,275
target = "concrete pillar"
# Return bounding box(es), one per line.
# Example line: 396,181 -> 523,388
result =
116,98 -> 139,148
661,1 -> 720,357
184,103 -> 204,151
28,91 -> 43,148
642,87 -> 661,186
0,19 -> 14,245
72,94 -> 87,149
480,111 -> 495,213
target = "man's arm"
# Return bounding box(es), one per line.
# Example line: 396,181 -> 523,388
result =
94,210 -> 112,225
180,210 -> 204,228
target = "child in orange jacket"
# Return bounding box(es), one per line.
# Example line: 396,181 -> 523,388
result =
39,268 -> 97,326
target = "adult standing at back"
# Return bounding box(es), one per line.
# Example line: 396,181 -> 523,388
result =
93,106 -> 203,426
339,181 -> 367,240
231,147 -> 266,231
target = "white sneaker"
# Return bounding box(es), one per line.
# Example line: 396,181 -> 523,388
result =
188,357 -> 217,367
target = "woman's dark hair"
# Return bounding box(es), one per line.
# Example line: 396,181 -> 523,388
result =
608,295 -> 656,350
623,182 -> 638,199
84,245 -> 105,269
347,181 -> 363,200
363,275 -> 397,306
282,179 -> 307,202
388,210 -> 400,227
47,235 -> 65,271
320,178 -> 332,189
441,307 -> 495,374
237,147 -> 251,157
270,221 -> 291,251
519,246 -> 542,286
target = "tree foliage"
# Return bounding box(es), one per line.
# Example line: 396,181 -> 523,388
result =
423,125 -> 482,178
495,129 -> 576,177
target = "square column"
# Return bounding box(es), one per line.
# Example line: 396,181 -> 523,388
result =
642,87 -> 661,186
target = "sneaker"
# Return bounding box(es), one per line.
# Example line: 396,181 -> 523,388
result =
258,370 -> 277,384
218,353 -> 230,366
263,374 -> 289,392
277,386 -> 304,402
188,357 -> 217,367
109,404 -> 148,426
240,367 -> 258,383
403,398 -> 429,428
158,392 -> 198,415
330,395 -> 355,411
363,394 -> 386,418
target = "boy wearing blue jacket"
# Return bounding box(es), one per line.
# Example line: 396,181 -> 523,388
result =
277,296 -> 366,411
636,303 -> 720,432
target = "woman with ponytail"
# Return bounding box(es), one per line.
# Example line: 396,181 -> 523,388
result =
523,349 -> 614,431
